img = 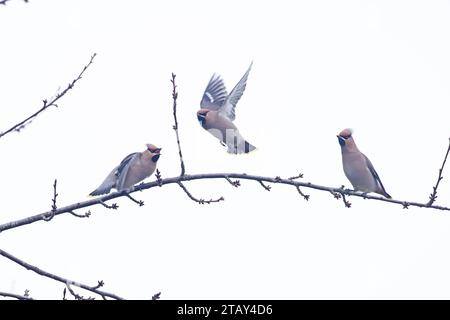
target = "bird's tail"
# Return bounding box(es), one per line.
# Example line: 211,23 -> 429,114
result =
244,141 -> 256,153
227,140 -> 256,154
89,181 -> 114,196
377,189 -> 392,199
382,191 -> 392,199
89,188 -> 110,197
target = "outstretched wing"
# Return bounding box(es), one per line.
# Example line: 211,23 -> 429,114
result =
221,62 -> 253,121
200,73 -> 228,110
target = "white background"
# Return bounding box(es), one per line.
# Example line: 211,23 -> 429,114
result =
1,0 -> 450,299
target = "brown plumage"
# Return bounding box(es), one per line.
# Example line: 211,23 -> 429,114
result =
197,62 -> 256,154
90,144 -> 161,196
337,129 -> 391,198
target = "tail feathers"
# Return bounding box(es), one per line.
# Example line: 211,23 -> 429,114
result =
373,186 -> 391,199
227,140 -> 257,154
380,190 -> 392,199
245,141 -> 256,153
89,182 -> 114,196
376,184 -> 392,199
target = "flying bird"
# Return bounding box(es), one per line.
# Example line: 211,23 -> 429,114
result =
337,128 -> 391,198
197,62 -> 256,154
90,144 -> 162,196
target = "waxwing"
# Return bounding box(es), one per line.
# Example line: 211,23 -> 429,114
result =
197,62 -> 256,154
90,144 -> 161,196
337,129 -> 391,198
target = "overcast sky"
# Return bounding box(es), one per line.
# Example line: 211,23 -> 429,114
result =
1,0 -> 450,299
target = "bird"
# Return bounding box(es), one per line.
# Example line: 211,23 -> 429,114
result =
89,144 -> 162,196
197,62 -> 256,154
337,128 -> 391,198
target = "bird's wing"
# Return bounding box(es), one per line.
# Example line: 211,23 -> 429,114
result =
200,73 -> 228,110
221,62 -> 253,121
363,154 -> 390,197
115,152 -> 140,191
89,167 -> 118,196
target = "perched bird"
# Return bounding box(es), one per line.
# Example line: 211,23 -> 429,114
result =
90,144 -> 162,196
197,62 -> 256,154
337,129 -> 391,198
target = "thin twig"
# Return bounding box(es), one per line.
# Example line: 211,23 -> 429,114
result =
295,186 -> 310,201
152,292 -> 161,300
0,53 -> 97,140
43,179 -> 58,221
171,73 -> 186,176
0,0 -> 28,5
155,169 -> 163,187
0,291 -> 33,300
0,248 -> 124,300
100,200 -> 118,210
341,193 -> 352,208
126,194 -> 144,206
288,173 -> 304,180
69,210 -> 91,218
258,180 -> 271,191
51,179 -> 58,212
225,176 -> 240,187
331,187 -> 352,208
427,138 -> 450,206
1,173 -> 450,233
66,283 -> 95,300
177,182 -> 224,204
92,280 -> 104,289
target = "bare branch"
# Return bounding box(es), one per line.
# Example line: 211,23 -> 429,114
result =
225,176 -> 240,187
288,173 -> 309,200
171,73 -> 186,176
427,138 -> 450,206
258,180 -> 272,191
51,179 -> 58,212
66,283 -> 95,300
288,173 -> 304,180
93,280 -> 105,289
155,169 -> 163,187
0,0 -> 26,5
0,291 -> 33,300
42,179 -> 58,222
69,210 -> 91,218
100,200 -> 118,210
341,193 -> 352,208
177,182 -> 224,204
126,194 -> 144,206
2,173 -> 450,234
295,186 -> 310,201
0,53 -> 97,140
152,292 -> 161,300
330,187 -> 352,208
0,248 -> 124,300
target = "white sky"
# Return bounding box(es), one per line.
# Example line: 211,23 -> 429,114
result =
1,0 -> 450,299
